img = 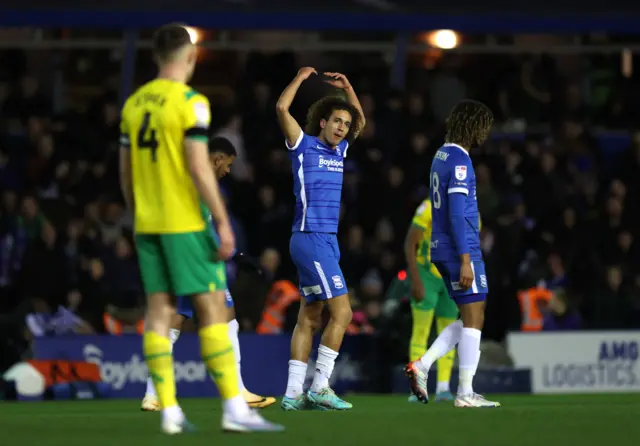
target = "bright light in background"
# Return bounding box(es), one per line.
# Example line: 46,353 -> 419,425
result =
185,26 -> 200,44
427,30 -> 459,49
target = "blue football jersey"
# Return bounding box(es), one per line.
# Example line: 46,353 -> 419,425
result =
429,143 -> 482,262
287,131 -> 348,233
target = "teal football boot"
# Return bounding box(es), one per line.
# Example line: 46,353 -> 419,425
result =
307,388 -> 353,411
281,394 -> 309,411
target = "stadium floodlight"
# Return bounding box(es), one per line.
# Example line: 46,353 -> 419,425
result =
427,30 -> 459,49
185,26 -> 200,44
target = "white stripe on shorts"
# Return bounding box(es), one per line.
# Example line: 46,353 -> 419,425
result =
470,262 -> 478,294
313,261 -> 333,299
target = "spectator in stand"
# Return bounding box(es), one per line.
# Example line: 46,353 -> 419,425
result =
24,293 -> 94,338
542,289 -> 582,331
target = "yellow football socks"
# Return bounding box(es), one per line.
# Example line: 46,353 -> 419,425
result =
436,317 -> 457,384
199,323 -> 241,399
409,308 -> 435,361
143,331 -> 178,409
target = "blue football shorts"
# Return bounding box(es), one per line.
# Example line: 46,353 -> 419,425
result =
289,232 -> 347,302
433,260 -> 488,305
176,289 -> 234,319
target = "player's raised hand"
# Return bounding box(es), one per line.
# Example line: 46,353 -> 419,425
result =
323,72 -> 352,90
296,67 -> 317,80
459,261 -> 474,290
410,278 -> 425,302
217,221 -> 236,261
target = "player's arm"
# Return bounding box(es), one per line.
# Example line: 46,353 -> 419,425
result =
183,95 -> 234,257
276,67 -> 317,148
404,224 -> 425,300
447,164 -> 472,288
185,140 -> 228,226
118,110 -> 134,213
324,72 -> 366,139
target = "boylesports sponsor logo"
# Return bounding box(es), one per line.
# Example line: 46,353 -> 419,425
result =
83,344 -> 207,390
318,156 -> 344,172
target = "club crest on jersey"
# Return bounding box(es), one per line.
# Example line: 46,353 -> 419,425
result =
332,275 -> 344,289
455,165 -> 467,180
194,102 -> 210,126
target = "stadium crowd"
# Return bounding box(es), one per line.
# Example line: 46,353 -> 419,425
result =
1,48 -> 639,366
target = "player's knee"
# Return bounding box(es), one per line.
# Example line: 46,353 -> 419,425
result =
298,302 -> 323,331
192,291 -> 227,325
298,314 -> 321,332
328,300 -> 352,327
145,293 -> 175,332
147,293 -> 173,316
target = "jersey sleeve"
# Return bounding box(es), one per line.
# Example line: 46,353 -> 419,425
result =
411,200 -> 431,230
183,93 -> 211,143
447,156 -> 471,195
340,139 -> 350,158
285,130 -> 304,151
285,130 -> 308,154
119,101 -> 131,149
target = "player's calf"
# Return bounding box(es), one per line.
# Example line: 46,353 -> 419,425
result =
310,294 -> 351,393
456,299 -> 485,398
285,300 -> 323,403
143,320 -> 183,411
306,294 -> 353,410
458,300 -> 485,330
321,294 -> 353,352
143,292 -> 183,423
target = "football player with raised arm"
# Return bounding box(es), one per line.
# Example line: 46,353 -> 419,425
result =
275,68 -> 366,411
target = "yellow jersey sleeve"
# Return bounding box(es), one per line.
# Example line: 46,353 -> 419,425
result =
411,199 -> 432,230
183,92 -> 211,143
119,100 -> 131,149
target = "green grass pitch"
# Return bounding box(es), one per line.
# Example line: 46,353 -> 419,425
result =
2,394 -> 639,446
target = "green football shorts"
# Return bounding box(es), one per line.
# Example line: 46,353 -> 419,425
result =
135,230 -> 227,296
409,267 -> 459,319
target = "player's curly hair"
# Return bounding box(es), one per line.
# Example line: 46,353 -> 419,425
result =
305,96 -> 362,144
445,100 -> 494,149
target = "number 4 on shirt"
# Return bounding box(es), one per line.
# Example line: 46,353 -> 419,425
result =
137,112 -> 159,161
